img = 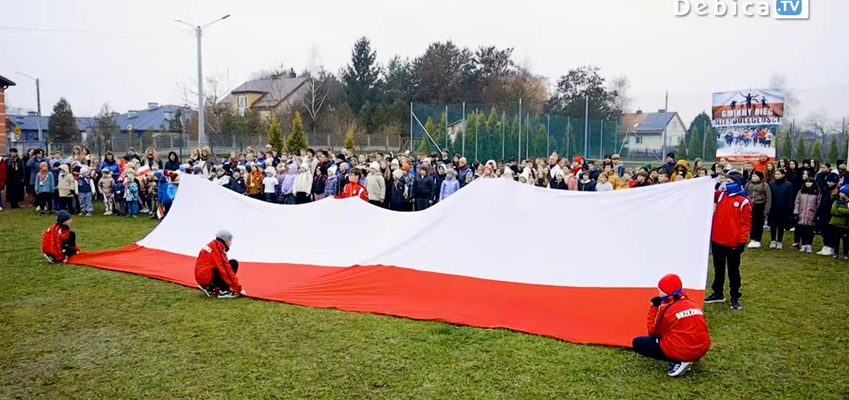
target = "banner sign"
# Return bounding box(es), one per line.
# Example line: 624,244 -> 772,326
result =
712,89 -> 784,161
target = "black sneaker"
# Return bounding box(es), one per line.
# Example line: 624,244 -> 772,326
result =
217,290 -> 240,299
198,285 -> 213,297
704,293 -> 726,304
730,299 -> 742,310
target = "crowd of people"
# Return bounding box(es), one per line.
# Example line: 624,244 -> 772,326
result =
21,142 -> 849,379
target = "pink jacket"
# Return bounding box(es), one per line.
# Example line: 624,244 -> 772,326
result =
794,192 -> 821,226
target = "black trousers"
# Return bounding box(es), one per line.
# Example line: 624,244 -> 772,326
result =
36,192 -> 53,211
294,192 -> 311,204
59,197 -> 73,212
369,200 -> 383,207
415,198 -> 430,211
830,226 -> 849,257
632,336 -> 673,362
62,231 -> 78,256
797,225 -> 815,246
208,259 -> 239,291
751,203 -> 765,241
711,242 -> 742,300
769,214 -> 787,242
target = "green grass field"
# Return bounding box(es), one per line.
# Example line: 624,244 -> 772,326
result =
2,205 -> 848,400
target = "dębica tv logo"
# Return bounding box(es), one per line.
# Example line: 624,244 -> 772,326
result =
675,0 -> 810,19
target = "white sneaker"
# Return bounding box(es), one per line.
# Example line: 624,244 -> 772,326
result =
747,240 -> 761,249
790,227 -> 796,232
0,206 -> 4,211
805,245 -> 814,254
818,247 -> 834,256
769,241 -> 777,249
800,245 -> 807,253
36,206 -> 42,212
776,242 -> 784,250
667,361 -> 693,377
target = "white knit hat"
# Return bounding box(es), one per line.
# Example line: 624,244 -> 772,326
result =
369,162 -> 380,172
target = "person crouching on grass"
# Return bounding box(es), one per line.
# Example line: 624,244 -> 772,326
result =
41,210 -> 80,263
195,230 -> 245,299
632,274 -> 711,377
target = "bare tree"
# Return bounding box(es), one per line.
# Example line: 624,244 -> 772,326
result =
608,75 -> 633,114
180,74 -> 231,136
89,103 -> 120,154
503,60 -> 549,114
806,110 -> 836,137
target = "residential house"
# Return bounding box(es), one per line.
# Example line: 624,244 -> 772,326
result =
114,103 -> 192,134
219,76 -> 309,119
618,110 -> 686,156
0,74 -> 15,155
6,113 -> 95,147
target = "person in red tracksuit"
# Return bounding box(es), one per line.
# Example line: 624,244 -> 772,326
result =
632,273 -> 711,377
335,168 -> 368,201
195,230 -> 244,299
705,171 -> 752,310
41,210 -> 80,263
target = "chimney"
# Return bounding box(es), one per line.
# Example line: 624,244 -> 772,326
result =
635,109 -> 642,114
27,111 -> 38,116
128,110 -> 137,118
658,109 -> 666,113
148,102 -> 159,109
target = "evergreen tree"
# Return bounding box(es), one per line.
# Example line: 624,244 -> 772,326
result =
48,98 -> 81,142
344,125 -> 356,150
434,111 -> 447,151
169,108 -> 185,133
373,103 -> 388,134
483,107 -> 500,162
531,123 -> 547,158
358,100 -> 376,134
522,117 -> 533,160
795,134 -> 808,160
686,126 -> 703,160
267,116 -> 284,152
286,111 -> 309,155
703,125 -> 717,160
343,37 -> 381,114
828,135 -> 840,163
451,113 -> 474,158
505,116 -> 520,161
812,138 -> 823,161
417,116 -> 436,154
465,112 -> 480,161
779,129 -> 793,159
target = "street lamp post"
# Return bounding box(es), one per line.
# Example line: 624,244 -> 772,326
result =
15,72 -> 43,144
175,14 -> 231,148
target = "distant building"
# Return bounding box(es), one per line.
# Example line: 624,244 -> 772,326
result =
6,113 -> 95,144
219,76 -> 309,120
113,103 -> 192,134
618,110 -> 686,156
0,74 -> 16,155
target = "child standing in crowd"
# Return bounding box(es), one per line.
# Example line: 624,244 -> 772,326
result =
77,167 -> 96,217
293,160 -> 313,204
578,171 -> 595,191
312,168 -> 326,201
365,162 -> 386,207
596,173 -> 613,192
99,168 -> 115,216
247,164 -> 263,200
768,168 -> 794,250
124,173 -> 140,218
439,168 -> 460,201
57,164 -> 76,212
794,177 -> 821,254
280,164 -> 297,204
230,170 -> 246,194
817,173 -> 839,256
324,165 -> 338,200
337,168 -> 368,201
34,161 -> 55,214
262,168 -> 278,203
828,186 -> 849,261
745,171 -> 771,249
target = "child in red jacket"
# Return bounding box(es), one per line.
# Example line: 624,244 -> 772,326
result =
335,168 -> 368,201
41,210 -> 80,263
632,274 -> 711,377
705,171 -> 752,310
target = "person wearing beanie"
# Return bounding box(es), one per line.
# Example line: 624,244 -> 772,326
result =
745,170 -> 772,249
816,172 -> 840,256
41,210 -> 80,263
632,274 -> 711,377
662,152 -> 676,176
767,168 -> 795,250
705,171 -> 752,310
195,230 -> 244,298
826,185 -> 849,260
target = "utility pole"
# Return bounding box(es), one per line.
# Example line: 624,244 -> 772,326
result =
15,72 -> 43,143
175,14 -> 231,148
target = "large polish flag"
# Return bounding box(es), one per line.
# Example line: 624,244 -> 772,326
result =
70,174 -> 716,347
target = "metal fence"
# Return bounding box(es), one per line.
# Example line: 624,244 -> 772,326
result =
410,102 -> 660,162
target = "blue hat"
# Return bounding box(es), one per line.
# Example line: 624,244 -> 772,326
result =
827,173 -> 839,183
840,186 -> 849,197
57,210 -> 72,225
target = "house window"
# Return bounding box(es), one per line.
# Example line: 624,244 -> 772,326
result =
635,135 -> 643,144
236,96 -> 248,116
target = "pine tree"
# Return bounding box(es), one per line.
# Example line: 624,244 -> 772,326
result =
686,126 -> 703,161
434,112 -> 447,151
48,98 -> 81,142
169,108 -> 185,133
522,117 -> 533,160
357,101 -> 376,134
531,123 -> 547,158
267,116 -> 284,152
703,125 -> 717,160
286,111 -> 309,155
812,138 -> 823,161
779,129 -> 793,159
452,113 -> 474,158
373,103 -> 387,134
344,125 -> 356,150
828,135 -> 839,163
483,107 -> 500,162
417,116 -> 436,154
795,134 -> 808,160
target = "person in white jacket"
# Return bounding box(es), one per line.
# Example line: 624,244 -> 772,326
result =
365,161 -> 386,207
293,157 -> 313,204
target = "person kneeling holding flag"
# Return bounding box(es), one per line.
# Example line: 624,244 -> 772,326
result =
41,210 -> 80,263
632,274 -> 711,377
195,230 -> 245,299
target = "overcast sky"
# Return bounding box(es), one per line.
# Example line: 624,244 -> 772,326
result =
2,0 -> 847,125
